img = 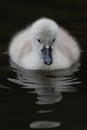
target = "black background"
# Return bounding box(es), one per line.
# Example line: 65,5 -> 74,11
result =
0,0 -> 87,51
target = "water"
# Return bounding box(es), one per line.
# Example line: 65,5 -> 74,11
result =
0,48 -> 87,130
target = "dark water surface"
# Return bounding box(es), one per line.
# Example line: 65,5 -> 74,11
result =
0,0 -> 87,129
0,48 -> 87,130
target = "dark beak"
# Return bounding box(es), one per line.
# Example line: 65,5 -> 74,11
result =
41,46 -> 53,66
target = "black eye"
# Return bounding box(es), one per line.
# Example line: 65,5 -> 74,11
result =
52,38 -> 55,43
37,39 -> 41,43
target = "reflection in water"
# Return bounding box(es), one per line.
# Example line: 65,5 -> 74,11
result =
30,121 -> 61,128
36,91 -> 62,105
8,61 -> 80,105
7,61 -> 81,129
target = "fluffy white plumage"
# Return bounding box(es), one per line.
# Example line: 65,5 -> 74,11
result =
9,18 -> 80,70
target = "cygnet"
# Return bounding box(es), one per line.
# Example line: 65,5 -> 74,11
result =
9,18 -> 80,70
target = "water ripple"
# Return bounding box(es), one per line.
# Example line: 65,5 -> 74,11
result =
30,121 -> 61,128
7,61 -> 81,105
